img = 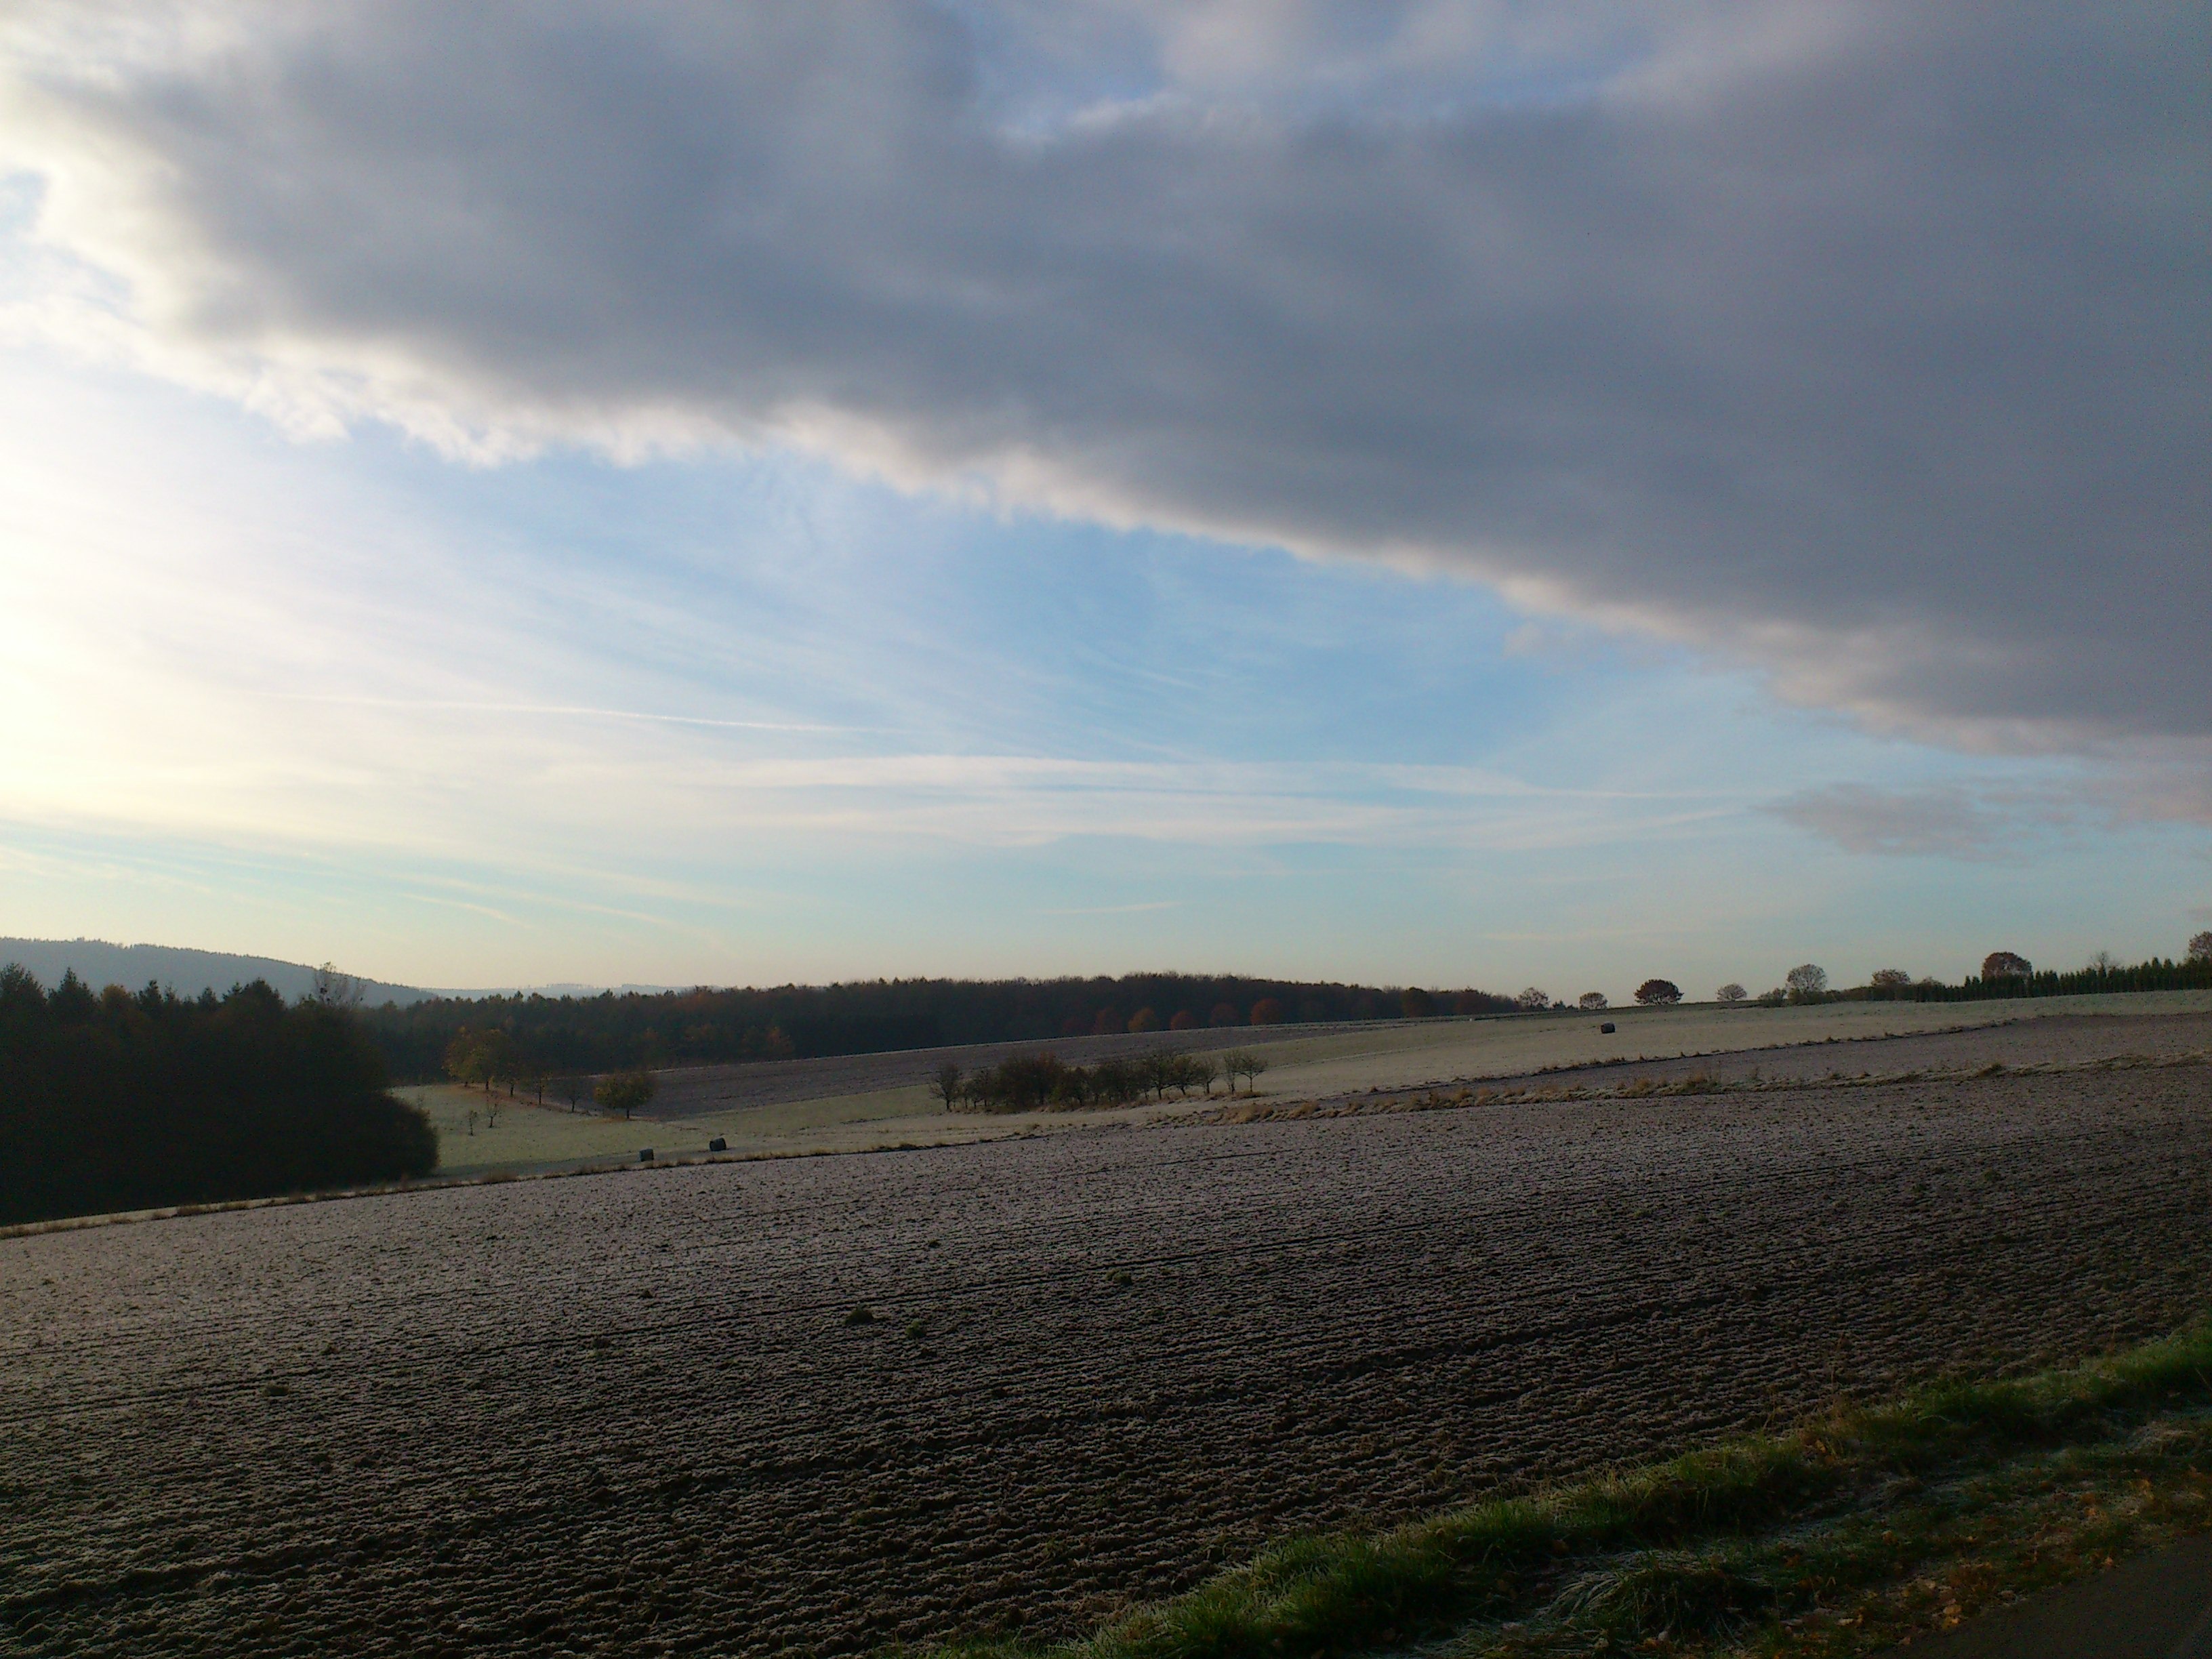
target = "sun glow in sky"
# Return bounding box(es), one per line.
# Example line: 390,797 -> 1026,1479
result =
1,3 -> 2206,995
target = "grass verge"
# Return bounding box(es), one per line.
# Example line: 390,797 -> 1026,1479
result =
936,1321 -> 2212,1659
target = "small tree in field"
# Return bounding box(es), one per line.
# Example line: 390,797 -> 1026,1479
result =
1633,979 -> 1683,1006
1716,983 -> 1748,1004
1222,1050 -> 1267,1094
2190,931 -> 2212,964
1126,1007 -> 1161,1034
1576,991 -> 1607,1011
1515,986 -> 1550,1012
1784,964 -> 1829,1002
931,1063 -> 963,1111
1981,951 -> 2032,981
445,1029 -> 481,1090
594,1069 -> 657,1120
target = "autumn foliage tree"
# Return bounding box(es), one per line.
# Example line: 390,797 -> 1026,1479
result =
594,1069 -> 657,1119
1981,951 -> 2033,980
1633,979 -> 1683,1006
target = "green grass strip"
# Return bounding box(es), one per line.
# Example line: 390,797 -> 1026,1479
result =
930,1319 -> 2212,1659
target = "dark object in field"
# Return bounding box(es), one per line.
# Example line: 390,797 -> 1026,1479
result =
0,965 -> 436,1225
1601,1022 -> 1617,1033
843,1305 -> 876,1326
638,1149 -> 655,1162
708,1136 -> 727,1152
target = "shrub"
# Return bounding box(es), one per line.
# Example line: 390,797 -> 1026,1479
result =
1168,1010 -> 1198,1031
1126,1007 -> 1161,1034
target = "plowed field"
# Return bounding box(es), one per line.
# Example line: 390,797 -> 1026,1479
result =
3,1059 -> 2208,1656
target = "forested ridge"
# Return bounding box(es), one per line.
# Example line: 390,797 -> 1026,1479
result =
0,967 -> 436,1226
361,974 -> 1518,1083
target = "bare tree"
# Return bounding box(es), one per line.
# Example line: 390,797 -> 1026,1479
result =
311,962 -> 365,1010
1515,986 -> 1550,1012
1784,964 -> 1829,1002
2192,931 -> 2212,964
1576,991 -> 1608,1011
931,1062 -> 964,1111
2087,949 -> 2118,974
1221,1050 -> 1267,1095
1716,983 -> 1748,1003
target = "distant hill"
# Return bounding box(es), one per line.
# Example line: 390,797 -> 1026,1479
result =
0,939 -> 670,1006
0,939 -> 436,1006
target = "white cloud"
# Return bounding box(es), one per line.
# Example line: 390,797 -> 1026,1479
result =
0,1 -> 2202,755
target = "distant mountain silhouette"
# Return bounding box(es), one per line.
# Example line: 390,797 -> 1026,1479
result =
0,939 -> 437,1006
0,939 -> 674,1005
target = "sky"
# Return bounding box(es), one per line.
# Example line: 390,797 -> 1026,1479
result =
0,1 -> 2206,998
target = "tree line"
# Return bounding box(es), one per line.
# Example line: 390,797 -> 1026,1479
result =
1702,942 -> 2212,1008
359,974 -> 1519,1083
0,966 -> 437,1227
933,1048 -> 1269,1113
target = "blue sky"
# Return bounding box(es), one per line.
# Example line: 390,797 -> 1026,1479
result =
0,4 -> 2205,995
2,346 -> 2198,997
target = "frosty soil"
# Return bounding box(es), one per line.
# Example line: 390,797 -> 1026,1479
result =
2,1038 -> 2209,1656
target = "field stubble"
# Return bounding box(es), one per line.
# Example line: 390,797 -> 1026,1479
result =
1,1033 -> 2209,1656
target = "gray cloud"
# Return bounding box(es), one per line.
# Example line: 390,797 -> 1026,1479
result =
1769,784 -> 2068,860
3,1 -> 2207,746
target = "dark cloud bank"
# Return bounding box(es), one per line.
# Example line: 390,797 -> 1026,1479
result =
9,2 -> 2208,750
